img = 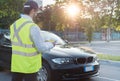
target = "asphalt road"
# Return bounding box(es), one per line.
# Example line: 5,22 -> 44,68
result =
80,41 -> 120,56
0,61 -> 120,81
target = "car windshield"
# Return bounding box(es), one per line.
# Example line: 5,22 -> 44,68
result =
41,31 -> 66,45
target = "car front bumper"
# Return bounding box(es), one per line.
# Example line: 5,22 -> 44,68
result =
51,62 -> 100,80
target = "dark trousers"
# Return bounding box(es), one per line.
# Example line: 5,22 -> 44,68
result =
11,72 -> 38,81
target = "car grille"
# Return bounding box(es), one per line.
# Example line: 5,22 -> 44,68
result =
74,56 -> 94,64
87,57 -> 93,63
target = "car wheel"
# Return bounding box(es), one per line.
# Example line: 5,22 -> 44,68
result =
37,62 -> 52,81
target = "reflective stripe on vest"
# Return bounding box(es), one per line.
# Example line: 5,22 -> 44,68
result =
13,21 -> 33,44
13,51 -> 39,57
12,21 -> 39,56
12,41 -> 34,48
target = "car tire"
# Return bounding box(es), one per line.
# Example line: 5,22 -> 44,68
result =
37,62 -> 53,81
0,66 -> 4,71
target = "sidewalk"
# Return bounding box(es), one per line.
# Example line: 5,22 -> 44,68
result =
90,40 -> 120,44
70,40 -> 120,44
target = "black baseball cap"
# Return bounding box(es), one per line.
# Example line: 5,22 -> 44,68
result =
24,0 -> 38,10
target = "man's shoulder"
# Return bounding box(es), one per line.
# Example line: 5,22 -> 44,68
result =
30,25 -> 40,32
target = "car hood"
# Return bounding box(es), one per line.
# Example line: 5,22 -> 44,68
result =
46,45 -> 95,58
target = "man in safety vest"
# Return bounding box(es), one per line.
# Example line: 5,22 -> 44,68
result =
10,1 -> 55,81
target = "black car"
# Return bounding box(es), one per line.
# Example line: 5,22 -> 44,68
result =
0,31 -> 100,81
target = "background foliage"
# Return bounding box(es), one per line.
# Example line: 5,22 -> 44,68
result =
1,0 -> 120,42
0,0 -> 26,28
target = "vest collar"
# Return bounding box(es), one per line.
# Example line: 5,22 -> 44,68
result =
21,14 -> 33,22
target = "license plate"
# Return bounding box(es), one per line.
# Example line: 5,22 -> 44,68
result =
84,66 -> 94,72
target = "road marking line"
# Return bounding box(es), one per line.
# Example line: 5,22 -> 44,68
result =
97,76 -> 120,81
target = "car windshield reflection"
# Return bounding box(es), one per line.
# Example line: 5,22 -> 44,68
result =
41,31 -> 66,45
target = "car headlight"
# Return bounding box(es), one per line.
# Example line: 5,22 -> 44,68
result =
52,58 -> 73,64
94,56 -> 99,62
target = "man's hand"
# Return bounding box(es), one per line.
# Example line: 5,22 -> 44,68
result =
52,40 -> 56,46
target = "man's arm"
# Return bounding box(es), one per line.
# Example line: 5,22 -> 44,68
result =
30,26 -> 54,53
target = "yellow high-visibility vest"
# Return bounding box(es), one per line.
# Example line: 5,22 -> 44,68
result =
10,18 -> 42,73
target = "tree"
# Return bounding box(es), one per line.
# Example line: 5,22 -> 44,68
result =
36,1 -> 69,31
82,0 -> 120,41
0,0 -> 26,29
35,0 -> 120,41
114,0 -> 120,31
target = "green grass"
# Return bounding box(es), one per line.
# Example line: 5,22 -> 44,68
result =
97,54 -> 120,61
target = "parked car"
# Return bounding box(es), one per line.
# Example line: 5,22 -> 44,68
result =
0,31 -> 100,81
